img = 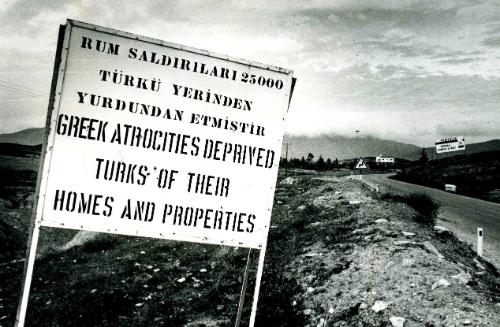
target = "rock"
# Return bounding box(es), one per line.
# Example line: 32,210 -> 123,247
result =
394,240 -> 419,246
451,272 -> 472,284
390,316 -> 406,327
281,177 -> 297,185
349,200 -> 361,205
307,287 -> 315,293
371,301 -> 388,313
434,226 -> 449,233
176,277 -> 186,283
462,319 -> 472,325
422,241 -> 444,260
401,258 -> 415,267
375,218 -> 388,224
431,278 -> 450,290
328,307 -> 334,313
304,308 -> 313,315
402,231 -> 415,237
359,303 -> 368,310
216,305 -> 224,311
473,258 -> 486,270
297,205 -> 306,211
385,261 -> 395,269
135,303 -> 144,307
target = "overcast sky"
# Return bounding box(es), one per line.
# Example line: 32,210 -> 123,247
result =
1,0 -> 499,146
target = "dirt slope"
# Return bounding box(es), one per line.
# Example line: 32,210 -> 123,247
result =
268,171 -> 500,326
0,169 -> 499,326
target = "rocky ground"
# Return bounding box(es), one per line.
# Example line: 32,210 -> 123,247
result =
0,162 -> 499,326
271,171 -> 500,326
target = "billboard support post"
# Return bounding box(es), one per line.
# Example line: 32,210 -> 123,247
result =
249,242 -> 268,326
235,248 -> 253,327
15,223 -> 41,327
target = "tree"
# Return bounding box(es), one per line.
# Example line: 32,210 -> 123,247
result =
279,157 -> 288,168
326,158 -> 332,170
419,148 -> 428,163
316,156 -> 326,170
300,156 -> 306,168
307,153 -> 314,165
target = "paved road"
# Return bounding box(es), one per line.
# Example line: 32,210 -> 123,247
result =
362,174 -> 500,268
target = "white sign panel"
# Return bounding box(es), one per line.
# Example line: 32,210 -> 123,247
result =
435,136 -> 465,154
36,20 -> 293,249
375,156 -> 394,164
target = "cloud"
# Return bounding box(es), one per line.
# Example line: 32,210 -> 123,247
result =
436,121 -> 499,138
483,35 -> 500,47
0,0 -> 499,146
439,57 -> 484,64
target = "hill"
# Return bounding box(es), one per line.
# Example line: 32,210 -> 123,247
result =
282,134 -> 421,161
0,143 -> 42,158
394,150 -> 500,203
0,127 -> 44,145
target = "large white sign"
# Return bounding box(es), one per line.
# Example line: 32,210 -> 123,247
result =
36,20 -> 293,249
435,136 -> 465,154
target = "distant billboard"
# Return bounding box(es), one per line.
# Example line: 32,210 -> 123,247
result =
375,156 -> 395,164
35,20 -> 294,249
435,136 -> 465,154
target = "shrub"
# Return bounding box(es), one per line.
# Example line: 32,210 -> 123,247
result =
81,234 -> 120,253
381,193 -> 439,225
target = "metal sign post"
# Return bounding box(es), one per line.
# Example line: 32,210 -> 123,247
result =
235,248 -> 253,327
15,223 -> 41,327
249,241 -> 268,326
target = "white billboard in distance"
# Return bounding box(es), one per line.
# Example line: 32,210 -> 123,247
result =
435,136 -> 466,154
36,20 -> 294,249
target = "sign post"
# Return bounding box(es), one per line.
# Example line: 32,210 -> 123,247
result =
477,228 -> 484,257
354,158 -> 367,180
16,20 -> 294,326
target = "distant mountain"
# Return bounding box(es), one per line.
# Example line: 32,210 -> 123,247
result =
414,139 -> 500,160
0,128 -> 44,145
282,134 -> 421,161
0,143 -> 42,158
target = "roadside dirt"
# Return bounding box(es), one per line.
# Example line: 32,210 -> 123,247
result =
269,171 -> 500,326
0,168 -> 499,326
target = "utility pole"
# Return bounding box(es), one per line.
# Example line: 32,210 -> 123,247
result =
284,142 -> 292,178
